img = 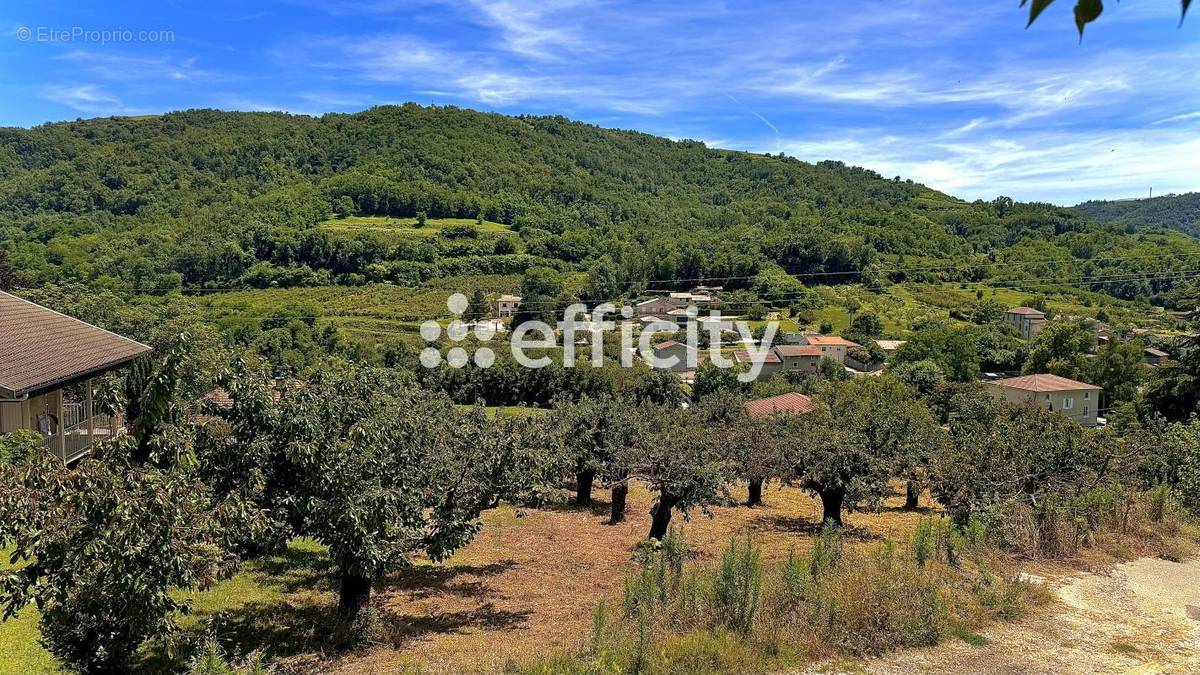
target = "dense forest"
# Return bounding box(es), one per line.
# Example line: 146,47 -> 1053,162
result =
1,105 -> 1199,310
1075,192 -> 1200,240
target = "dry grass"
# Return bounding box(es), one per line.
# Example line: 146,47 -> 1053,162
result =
314,482 -> 940,674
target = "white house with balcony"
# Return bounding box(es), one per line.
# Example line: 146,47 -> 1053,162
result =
0,291 -> 150,463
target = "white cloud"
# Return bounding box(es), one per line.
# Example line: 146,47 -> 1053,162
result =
41,84 -> 141,114
771,127 -> 1200,204
57,51 -> 216,83
462,0 -> 592,60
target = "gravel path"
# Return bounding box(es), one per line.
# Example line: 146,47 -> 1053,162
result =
861,557 -> 1200,674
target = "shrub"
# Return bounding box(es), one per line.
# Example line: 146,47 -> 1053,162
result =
187,637 -> 269,675
0,429 -> 43,465
712,536 -> 763,635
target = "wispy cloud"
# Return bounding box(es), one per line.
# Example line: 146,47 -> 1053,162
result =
772,126 -> 1200,204
461,0 -> 592,60
57,51 -> 216,83
41,84 -> 142,114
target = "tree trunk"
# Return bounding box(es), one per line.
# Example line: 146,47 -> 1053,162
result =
610,481 -> 629,524
747,478 -> 764,507
819,488 -> 845,527
648,493 -> 678,540
338,568 -> 372,625
575,468 -> 596,505
904,480 -> 920,510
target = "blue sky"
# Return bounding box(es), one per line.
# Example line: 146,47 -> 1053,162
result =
1,1 -> 1197,204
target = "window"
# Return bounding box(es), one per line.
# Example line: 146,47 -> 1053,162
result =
1084,392 -> 1090,400
1062,398 -> 1074,410
1084,405 -> 1089,415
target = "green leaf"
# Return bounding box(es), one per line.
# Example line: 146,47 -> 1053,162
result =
1024,0 -> 1057,27
1074,0 -> 1104,38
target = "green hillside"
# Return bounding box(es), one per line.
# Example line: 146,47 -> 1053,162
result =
0,104 -> 1198,312
1075,192 -> 1200,239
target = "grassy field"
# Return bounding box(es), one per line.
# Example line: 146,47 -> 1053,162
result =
195,275 -> 527,351
1,485 -> 938,674
4,480 -> 1194,674
319,216 -> 514,243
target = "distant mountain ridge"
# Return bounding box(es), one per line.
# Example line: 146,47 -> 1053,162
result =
0,105 -> 1198,309
1075,192 -> 1200,239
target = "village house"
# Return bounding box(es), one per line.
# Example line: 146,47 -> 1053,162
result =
798,335 -> 859,364
733,350 -> 782,376
0,290 -> 150,462
1005,306 -> 1047,339
874,339 -> 907,355
985,373 -> 1102,427
772,345 -> 823,374
744,391 -> 817,418
1144,347 -> 1169,366
648,340 -> 700,373
668,290 -> 716,306
496,294 -> 523,318
635,296 -> 677,317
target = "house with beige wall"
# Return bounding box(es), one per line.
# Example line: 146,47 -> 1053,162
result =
496,294 -> 523,318
1,291 -> 150,462
985,374 -> 1101,427
772,345 -> 822,374
1005,307 -> 1047,339
798,335 -> 859,364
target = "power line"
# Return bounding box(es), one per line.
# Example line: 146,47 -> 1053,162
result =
172,268 -> 1200,322
55,249 -> 1200,294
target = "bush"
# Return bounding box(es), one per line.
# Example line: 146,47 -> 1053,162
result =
0,429 -> 43,465
187,637 -> 269,675
712,536 -> 763,635
524,524 -> 1044,674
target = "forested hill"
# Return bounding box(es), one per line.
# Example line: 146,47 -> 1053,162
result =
1,104 -> 1198,308
1075,193 -> 1200,239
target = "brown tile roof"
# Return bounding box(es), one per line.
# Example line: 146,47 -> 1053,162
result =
989,374 -> 1100,393
773,345 -> 822,358
745,392 -> 816,418
733,350 -> 781,364
1006,306 -> 1046,316
0,291 -> 151,398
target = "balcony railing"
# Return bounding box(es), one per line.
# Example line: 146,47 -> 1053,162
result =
42,404 -> 119,464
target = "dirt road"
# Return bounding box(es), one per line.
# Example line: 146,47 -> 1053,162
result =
865,557 -> 1200,674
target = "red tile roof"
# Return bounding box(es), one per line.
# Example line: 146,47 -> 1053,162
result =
1006,307 -> 1045,316
0,291 -> 151,398
989,374 -> 1100,392
733,350 -> 781,364
773,345 -> 822,357
745,392 -> 817,417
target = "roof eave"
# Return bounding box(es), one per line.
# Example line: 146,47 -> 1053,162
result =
1,347 -> 151,398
